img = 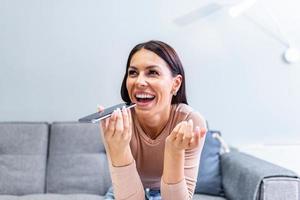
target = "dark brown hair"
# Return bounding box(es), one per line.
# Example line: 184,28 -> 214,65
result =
121,40 -> 188,105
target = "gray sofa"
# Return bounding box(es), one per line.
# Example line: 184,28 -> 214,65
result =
0,122 -> 299,200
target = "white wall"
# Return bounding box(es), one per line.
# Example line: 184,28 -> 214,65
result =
1,0 -> 300,146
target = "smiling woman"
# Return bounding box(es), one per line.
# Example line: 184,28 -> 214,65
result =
124,48 -> 183,138
99,40 -> 207,200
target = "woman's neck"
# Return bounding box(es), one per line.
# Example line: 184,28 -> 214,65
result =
136,105 -> 172,139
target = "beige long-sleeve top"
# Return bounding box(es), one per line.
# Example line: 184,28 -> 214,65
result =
109,103 -> 206,200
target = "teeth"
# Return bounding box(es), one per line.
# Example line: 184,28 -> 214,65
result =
135,93 -> 155,99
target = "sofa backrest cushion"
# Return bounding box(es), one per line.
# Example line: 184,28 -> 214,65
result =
0,122 -> 49,195
46,122 -> 111,195
195,130 -> 224,196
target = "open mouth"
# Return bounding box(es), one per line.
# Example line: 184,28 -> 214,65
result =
135,93 -> 155,104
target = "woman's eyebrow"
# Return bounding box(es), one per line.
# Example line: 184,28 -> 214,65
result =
128,65 -> 160,70
146,65 -> 160,70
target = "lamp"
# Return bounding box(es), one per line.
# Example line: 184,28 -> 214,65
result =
228,0 -> 257,18
228,0 -> 300,64
174,1 -> 300,64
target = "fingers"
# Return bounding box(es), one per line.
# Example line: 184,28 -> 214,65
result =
169,121 -> 182,140
106,110 -> 117,138
127,107 -> 133,134
176,121 -> 187,143
175,120 -> 193,147
122,106 -> 130,139
114,108 -> 124,138
101,106 -> 132,140
188,127 -> 206,148
97,104 -> 105,112
200,127 -> 207,138
100,118 -> 108,131
168,119 -> 206,150
189,126 -> 200,148
182,119 -> 193,146
127,106 -> 132,125
98,105 -> 106,130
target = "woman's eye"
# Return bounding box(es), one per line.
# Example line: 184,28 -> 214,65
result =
148,70 -> 159,76
128,70 -> 137,76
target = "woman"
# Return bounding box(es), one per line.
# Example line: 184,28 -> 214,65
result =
99,40 -> 207,200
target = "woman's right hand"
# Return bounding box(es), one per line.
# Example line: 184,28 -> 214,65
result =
98,105 -> 134,167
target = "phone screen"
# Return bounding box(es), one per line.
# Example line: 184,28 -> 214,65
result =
78,103 -> 136,123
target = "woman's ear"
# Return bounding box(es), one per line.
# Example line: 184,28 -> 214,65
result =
172,75 -> 182,94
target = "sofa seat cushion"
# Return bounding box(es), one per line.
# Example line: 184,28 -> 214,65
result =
0,194 -> 104,200
193,194 -> 227,200
46,122 -> 111,195
0,194 -> 226,200
0,122 -> 49,195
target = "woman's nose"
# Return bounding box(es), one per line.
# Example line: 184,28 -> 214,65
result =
136,74 -> 147,87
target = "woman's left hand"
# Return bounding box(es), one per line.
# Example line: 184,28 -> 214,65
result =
165,119 -> 206,152
162,119 -> 206,184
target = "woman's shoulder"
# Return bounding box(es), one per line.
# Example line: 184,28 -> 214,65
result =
173,103 -> 194,113
173,103 -> 203,117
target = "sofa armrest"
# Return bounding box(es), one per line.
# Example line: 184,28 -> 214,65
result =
221,150 -> 299,200
258,177 -> 300,200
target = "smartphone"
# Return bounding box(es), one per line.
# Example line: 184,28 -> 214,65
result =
78,102 -> 136,123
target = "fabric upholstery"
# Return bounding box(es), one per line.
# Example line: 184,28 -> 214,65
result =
0,194 -> 226,200
46,122 -> 111,195
0,194 -> 104,200
259,177 -> 300,200
195,130 -> 223,196
193,194 -> 227,200
221,151 -> 299,200
2,121 -> 300,200
0,122 -> 48,195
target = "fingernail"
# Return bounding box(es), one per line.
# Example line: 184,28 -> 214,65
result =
201,129 -> 206,137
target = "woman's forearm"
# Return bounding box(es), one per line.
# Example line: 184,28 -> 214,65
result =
162,147 -> 185,184
110,161 -> 145,200
161,148 -> 190,200
109,145 -> 134,167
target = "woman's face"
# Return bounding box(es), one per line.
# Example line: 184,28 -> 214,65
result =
126,49 -> 182,116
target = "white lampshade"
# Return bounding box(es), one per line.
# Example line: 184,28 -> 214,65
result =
284,47 -> 300,64
228,0 -> 257,18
